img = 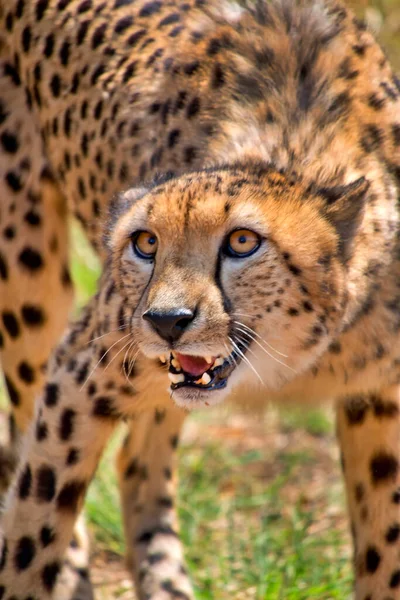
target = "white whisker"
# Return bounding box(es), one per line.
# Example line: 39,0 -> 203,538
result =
86,325 -> 128,345
233,320 -> 287,357
80,332 -> 131,390
234,326 -> 296,374
229,336 -> 265,386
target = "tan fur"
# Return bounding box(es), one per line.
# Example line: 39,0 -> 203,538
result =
0,0 -> 399,598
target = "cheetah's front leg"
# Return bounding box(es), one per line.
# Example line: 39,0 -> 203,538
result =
337,389 -> 400,599
117,405 -> 193,600
0,341 -> 117,598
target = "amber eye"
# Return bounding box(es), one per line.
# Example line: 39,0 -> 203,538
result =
224,229 -> 261,258
131,231 -> 158,259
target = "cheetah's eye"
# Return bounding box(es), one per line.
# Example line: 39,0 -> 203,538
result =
224,229 -> 261,258
131,231 -> 158,259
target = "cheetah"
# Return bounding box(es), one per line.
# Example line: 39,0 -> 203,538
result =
0,0 -> 399,598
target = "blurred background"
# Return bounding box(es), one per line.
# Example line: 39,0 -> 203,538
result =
1,1 -> 400,598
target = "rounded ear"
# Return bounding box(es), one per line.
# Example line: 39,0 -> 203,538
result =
104,186 -> 149,248
322,177 -> 370,262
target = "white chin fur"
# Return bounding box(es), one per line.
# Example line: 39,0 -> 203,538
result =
169,384 -> 229,410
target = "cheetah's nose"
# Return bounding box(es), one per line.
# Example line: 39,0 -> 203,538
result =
142,308 -> 195,343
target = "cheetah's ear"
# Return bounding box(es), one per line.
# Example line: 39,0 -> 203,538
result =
104,186 -> 149,249
321,177 -> 370,262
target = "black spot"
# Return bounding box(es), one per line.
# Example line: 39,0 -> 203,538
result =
186,96 -> 200,118
167,128 -> 180,147
370,452 -> 399,485
354,483 -> 364,503
18,465 -> 32,499
390,570 -> 400,588
59,408 -> 76,441
36,420 -> 48,441
18,247 -> 43,271
44,382 -> 59,407
14,536 -> 35,570
385,524 -> 400,544
184,146 -> 196,164
368,93 -> 385,111
124,458 -> 138,479
158,13 -> 180,27
91,23 -> 107,48
139,1 -> 162,17
59,40 -> 70,66
44,33 -> 54,57
57,480 -> 85,512
21,304 -> 45,326
41,561 -> 61,592
4,375 -> 20,406
36,465 -> 56,502
76,19 -> 90,44
392,124 -> 400,147
77,0 -> 92,12
184,61 -> 200,76
127,29 -> 146,47
91,64 -> 106,85
66,448 -> 80,466
24,210 -> 41,226
288,263 -> 301,276
18,361 -> 35,384
371,396 -> 399,418
123,61 -> 137,82
2,311 -> 20,338
50,74 -> 61,97
40,526 -> 55,547
365,546 -> 381,573
344,395 -> 369,425
75,360 -> 90,385
136,524 -> 178,544
114,15 -> 133,33
1,131 -> 19,153
0,539 -> 7,571
5,170 -> 23,192
157,496 -> 174,508
92,396 -> 119,418
0,252 -> 8,280
36,0 -> 49,21
211,62 -> 225,88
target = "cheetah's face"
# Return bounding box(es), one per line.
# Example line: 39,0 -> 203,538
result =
109,166 -> 368,409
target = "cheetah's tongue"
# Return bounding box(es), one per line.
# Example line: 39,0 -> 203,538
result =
175,353 -> 215,376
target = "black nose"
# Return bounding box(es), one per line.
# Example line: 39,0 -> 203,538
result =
143,308 -> 195,342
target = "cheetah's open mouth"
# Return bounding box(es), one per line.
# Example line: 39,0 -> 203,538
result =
159,344 -> 247,391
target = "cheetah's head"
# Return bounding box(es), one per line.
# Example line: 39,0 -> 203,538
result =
107,163 -> 368,409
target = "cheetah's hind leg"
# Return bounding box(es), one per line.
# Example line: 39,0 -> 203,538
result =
0,56 -> 93,600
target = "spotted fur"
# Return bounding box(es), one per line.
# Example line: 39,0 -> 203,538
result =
0,0 -> 399,598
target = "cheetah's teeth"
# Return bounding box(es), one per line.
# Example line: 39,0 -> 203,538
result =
171,358 -> 181,370
212,357 -> 224,369
205,356 -> 213,364
159,355 -> 167,364
168,372 -> 185,384
201,372 -> 211,385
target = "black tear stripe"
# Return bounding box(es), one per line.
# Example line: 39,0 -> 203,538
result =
214,252 -> 232,314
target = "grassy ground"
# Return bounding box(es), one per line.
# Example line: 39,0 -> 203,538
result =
1,2 -> 399,598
